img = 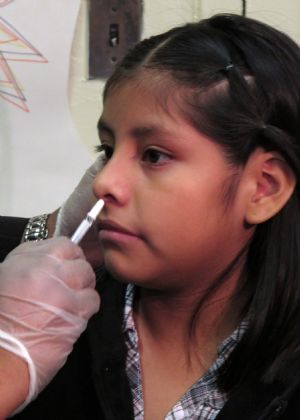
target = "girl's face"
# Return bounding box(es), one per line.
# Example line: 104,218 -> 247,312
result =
93,80 -> 254,294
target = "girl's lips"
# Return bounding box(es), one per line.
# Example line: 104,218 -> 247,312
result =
98,220 -> 141,242
99,220 -> 137,236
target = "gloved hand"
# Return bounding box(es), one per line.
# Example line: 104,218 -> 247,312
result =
54,155 -> 104,268
0,237 -> 100,412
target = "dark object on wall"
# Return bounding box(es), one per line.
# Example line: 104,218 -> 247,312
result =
89,0 -> 143,79
242,0 -> 247,16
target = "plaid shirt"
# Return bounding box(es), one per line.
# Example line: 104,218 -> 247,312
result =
123,284 -> 247,420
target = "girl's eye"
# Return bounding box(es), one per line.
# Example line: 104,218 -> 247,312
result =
142,148 -> 171,165
95,144 -> 114,161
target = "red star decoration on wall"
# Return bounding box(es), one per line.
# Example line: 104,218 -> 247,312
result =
0,0 -> 48,112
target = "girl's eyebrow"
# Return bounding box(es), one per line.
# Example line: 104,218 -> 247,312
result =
130,125 -> 177,143
131,125 -> 159,139
97,119 -> 114,136
98,118 -> 176,142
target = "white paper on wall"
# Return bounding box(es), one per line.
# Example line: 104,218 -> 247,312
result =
0,0 -> 93,217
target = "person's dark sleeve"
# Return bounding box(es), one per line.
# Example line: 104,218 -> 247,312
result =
0,216 -> 29,262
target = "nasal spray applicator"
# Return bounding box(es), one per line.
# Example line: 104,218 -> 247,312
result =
71,199 -> 105,244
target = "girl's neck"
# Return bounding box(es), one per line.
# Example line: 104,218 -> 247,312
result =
133,273 -> 243,359
133,276 -> 245,420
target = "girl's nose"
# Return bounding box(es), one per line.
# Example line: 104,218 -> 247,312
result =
92,154 -> 131,206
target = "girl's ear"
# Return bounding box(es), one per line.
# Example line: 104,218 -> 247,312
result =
245,149 -> 296,225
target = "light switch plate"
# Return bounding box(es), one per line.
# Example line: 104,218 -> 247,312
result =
89,0 -> 143,79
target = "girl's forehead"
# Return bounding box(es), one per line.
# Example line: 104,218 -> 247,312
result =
101,90 -> 182,134
103,72 -> 188,122
105,69 -> 179,102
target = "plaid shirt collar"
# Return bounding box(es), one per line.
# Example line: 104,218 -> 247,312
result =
123,284 -> 247,420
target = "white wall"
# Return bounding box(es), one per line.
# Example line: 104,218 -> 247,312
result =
70,0 -> 300,154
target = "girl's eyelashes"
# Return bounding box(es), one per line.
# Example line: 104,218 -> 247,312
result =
95,143 -> 114,160
94,143 -> 172,166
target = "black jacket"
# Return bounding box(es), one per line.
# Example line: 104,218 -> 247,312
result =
0,216 -> 28,261
1,216 -> 300,420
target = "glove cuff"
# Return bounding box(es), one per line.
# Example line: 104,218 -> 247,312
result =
0,329 -> 37,415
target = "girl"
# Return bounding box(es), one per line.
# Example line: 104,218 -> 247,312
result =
9,12 -> 300,420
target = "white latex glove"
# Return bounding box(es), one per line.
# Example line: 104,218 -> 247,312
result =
0,237 -> 100,412
54,155 -> 105,267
